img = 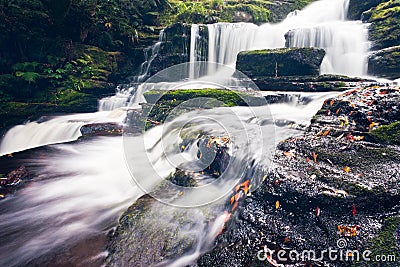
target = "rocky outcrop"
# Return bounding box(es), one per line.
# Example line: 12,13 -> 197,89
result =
363,0 -> 400,51
347,0 -> 385,20
237,48 -> 326,78
348,0 -> 400,79
197,86 -> 400,266
368,46 -> 400,80
250,74 -> 374,92
146,23 -> 194,77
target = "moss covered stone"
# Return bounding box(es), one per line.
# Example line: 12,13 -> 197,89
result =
142,88 -> 264,127
365,0 -> 400,51
347,0 -> 385,20
370,121 -> 400,145
237,47 -> 326,78
368,46 -> 400,79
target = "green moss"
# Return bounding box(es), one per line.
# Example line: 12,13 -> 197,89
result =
365,216 -> 400,267
142,88 -> 263,127
366,0 -> 400,50
370,121 -> 400,145
160,0 -> 316,25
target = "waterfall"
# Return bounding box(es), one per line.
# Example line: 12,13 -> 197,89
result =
99,30 -> 167,111
189,0 -> 369,77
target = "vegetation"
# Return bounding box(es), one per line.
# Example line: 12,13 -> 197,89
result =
160,0 -> 317,25
370,121 -> 400,145
363,0 -> 400,50
142,88 -> 263,128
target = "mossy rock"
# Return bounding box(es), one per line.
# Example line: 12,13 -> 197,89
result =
370,121 -> 400,145
361,216 -> 400,267
347,0 -> 385,20
365,0 -> 400,50
142,88 -> 264,128
237,47 -> 326,78
368,46 -> 400,79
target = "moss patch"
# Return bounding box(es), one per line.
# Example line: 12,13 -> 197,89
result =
370,121 -> 400,145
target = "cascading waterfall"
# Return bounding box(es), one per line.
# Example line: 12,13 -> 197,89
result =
190,0 -> 369,77
0,0 -> 374,265
98,30 -> 167,111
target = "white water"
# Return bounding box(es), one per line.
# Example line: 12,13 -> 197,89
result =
190,0 -> 369,77
0,110 -> 126,156
0,91 -> 337,267
0,0 -> 372,266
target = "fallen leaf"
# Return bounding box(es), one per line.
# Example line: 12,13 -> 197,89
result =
230,195 -> 235,204
323,130 -> 330,137
330,100 -> 335,106
275,200 -> 280,210
316,206 -> 321,217
343,166 -> 351,173
312,152 -> 318,163
231,201 -> 239,212
352,204 -> 356,216
336,108 -> 341,114
283,150 -> 295,158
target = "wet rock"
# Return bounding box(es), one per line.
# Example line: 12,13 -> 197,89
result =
0,166 -> 29,198
197,86 -> 400,266
368,46 -> 400,80
80,123 -> 123,137
237,47 -> 326,78
106,195 -> 202,267
347,0 -> 385,20
364,0 -> 400,51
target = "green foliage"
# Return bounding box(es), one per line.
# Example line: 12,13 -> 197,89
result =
162,0 -> 272,24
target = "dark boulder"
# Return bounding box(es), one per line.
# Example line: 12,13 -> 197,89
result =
368,46 -> 400,80
236,48 -> 326,78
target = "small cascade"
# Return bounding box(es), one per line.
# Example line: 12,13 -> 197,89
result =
285,21 -> 369,76
0,111 -> 125,156
99,30 -> 168,111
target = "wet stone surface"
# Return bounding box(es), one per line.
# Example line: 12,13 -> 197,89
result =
197,86 -> 400,267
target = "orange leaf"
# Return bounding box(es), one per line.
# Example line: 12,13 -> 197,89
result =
330,100 -> 335,106
230,195 -> 235,204
323,130 -> 330,137
275,200 -> 280,210
283,150 -> 295,158
335,108 -> 341,114
343,166 -> 351,173
312,152 -> 318,162
231,201 -> 239,212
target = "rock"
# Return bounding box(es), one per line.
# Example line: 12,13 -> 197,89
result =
347,0 -> 385,20
0,166 -> 29,198
106,195 -> 198,267
364,0 -> 400,51
251,74 -> 374,92
147,23 -> 194,77
368,46 -> 400,79
79,123 -> 123,137
197,85 -> 400,266
141,89 -> 265,128
236,48 -> 326,78
370,121 -> 400,145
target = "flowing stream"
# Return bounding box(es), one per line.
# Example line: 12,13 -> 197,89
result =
0,0 -> 372,266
